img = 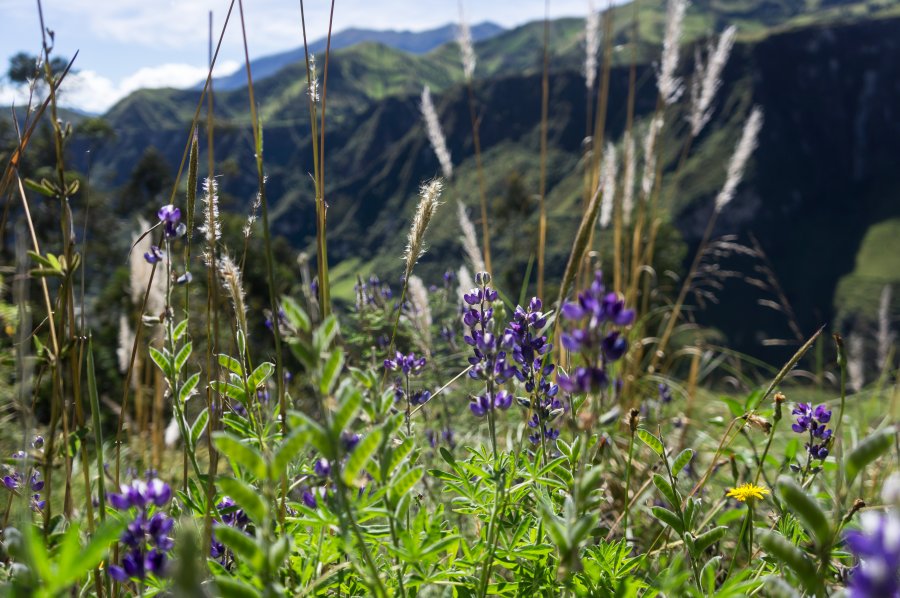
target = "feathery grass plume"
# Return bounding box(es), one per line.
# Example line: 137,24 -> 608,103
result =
622,132 -> 636,225
307,54 -> 320,103
584,0 -> 601,90
218,254 -> 249,338
421,86 -> 453,179
457,266 -> 474,304
877,285 -> 894,368
199,177 -> 222,264
688,26 -> 736,137
457,200 -> 485,274
129,218 -> 165,317
640,115 -> 664,200
244,185 -> 264,240
657,0 -> 688,105
117,313 -> 134,374
407,275 -> 433,349
599,143 -> 617,228
457,6 -> 476,81
714,106 -> 763,212
403,179 -> 444,278
847,333 -> 865,392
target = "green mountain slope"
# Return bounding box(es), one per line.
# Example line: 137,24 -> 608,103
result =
67,0 -> 900,359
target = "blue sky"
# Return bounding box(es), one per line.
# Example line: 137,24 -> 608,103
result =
0,0 -> 596,113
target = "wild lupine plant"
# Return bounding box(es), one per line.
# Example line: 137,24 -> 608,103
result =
107,478 -> 174,585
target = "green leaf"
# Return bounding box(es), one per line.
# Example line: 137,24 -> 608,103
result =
214,576 -> 262,598
776,476 -> 831,547
214,526 -> 263,569
173,319 -> 189,343
149,346 -> 172,378
701,556 -> 721,594
672,449 -> 694,474
289,411 -> 333,459
693,526 -> 728,554
66,518 -> 124,580
846,427 -> 896,484
248,362 -> 274,390
217,477 -> 267,525
218,354 -> 244,377
173,342 -> 191,373
320,349 -> 345,397
272,429 -> 309,479
281,296 -> 310,332
653,474 -> 680,509
343,429 -> 382,485
210,380 -> 248,404
651,506 -> 683,535
180,372 -> 200,403
190,408 -> 209,447
387,437 -> 414,478
637,428 -> 665,458
332,381 -> 361,435
213,433 -> 266,479
390,467 -> 423,501
758,529 -> 819,595
314,315 -> 339,353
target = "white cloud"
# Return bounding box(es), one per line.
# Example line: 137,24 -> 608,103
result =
2,60 -> 240,114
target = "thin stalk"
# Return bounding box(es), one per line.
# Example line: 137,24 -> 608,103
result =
536,0 -> 550,299
466,81 -> 492,275
237,0 -> 289,525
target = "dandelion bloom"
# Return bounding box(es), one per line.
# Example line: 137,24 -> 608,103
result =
726,483 -> 770,502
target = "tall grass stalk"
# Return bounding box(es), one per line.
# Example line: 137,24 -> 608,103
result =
537,0 -> 551,299
458,4 -> 492,275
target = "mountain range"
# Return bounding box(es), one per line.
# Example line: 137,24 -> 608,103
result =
57,0 -> 900,361
209,21 -> 505,91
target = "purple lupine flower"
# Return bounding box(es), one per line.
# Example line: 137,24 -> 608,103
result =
3,449 -> 46,512
143,245 -> 164,265
175,271 -> 192,285
384,352 -> 427,376
469,390 -> 513,417
313,458 -> 331,478
557,271 -> 634,402
845,511 -> 900,597
341,432 -> 361,452
210,496 -> 250,567
31,436 -> 43,450
463,273 -> 518,420
658,383 -> 673,403
108,477 -> 174,582
301,487 -> 318,509
505,297 -> 564,446
560,272 -> 634,355
157,204 -> 185,239
791,403 -> 833,461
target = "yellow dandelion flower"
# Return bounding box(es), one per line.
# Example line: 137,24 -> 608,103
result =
726,483 -> 770,502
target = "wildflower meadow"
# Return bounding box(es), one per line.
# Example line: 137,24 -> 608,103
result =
0,0 -> 897,596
